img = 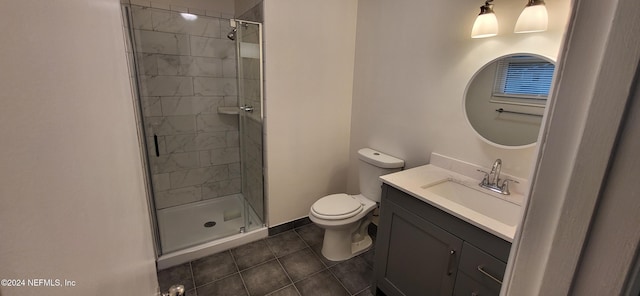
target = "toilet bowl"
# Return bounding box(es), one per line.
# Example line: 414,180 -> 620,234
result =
309,148 -> 404,261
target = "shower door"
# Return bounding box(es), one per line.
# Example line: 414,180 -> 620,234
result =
235,20 -> 265,229
123,5 -> 264,255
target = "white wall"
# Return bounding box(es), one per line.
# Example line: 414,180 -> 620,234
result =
264,0 -> 358,226
347,0 -> 571,193
0,1 -> 157,295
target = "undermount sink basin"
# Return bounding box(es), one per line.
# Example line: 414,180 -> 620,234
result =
421,179 -> 521,227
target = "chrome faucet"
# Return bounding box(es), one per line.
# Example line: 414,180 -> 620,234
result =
489,159 -> 501,185
477,159 -> 518,195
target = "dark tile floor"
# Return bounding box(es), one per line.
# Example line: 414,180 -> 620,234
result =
158,223 -> 376,296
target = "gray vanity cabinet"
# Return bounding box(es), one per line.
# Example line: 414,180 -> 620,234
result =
373,184 -> 511,296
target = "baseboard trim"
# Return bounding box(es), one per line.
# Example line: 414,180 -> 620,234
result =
268,217 -> 312,236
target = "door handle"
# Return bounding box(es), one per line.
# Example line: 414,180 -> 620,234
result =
447,249 -> 456,276
153,134 -> 160,157
240,105 -> 254,113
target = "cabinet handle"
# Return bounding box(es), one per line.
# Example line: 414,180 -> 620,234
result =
477,265 -> 502,284
447,250 -> 456,276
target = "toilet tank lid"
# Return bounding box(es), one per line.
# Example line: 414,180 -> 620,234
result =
357,148 -> 404,169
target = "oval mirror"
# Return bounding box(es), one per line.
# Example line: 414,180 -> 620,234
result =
464,53 -> 555,148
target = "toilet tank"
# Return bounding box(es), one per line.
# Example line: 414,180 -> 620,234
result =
357,148 -> 404,202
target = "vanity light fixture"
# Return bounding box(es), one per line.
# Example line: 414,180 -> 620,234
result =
514,0 -> 548,33
471,0 -> 499,38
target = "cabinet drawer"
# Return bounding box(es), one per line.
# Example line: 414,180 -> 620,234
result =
458,242 -> 506,292
453,271 -> 499,296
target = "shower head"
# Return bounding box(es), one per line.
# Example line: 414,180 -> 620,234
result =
227,28 -> 237,40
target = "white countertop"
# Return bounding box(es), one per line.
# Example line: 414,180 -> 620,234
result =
380,164 -> 523,242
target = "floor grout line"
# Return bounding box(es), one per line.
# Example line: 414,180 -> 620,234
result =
160,224 -> 373,296
293,226 -> 353,295
229,247 -> 252,296
188,261 -> 197,295
264,235 -> 302,296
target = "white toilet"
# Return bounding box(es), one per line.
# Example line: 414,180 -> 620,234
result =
309,148 -> 404,261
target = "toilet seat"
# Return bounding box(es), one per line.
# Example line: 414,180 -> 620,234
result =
311,194 -> 363,220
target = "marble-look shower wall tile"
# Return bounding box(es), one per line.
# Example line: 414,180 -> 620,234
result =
157,55 -> 223,77
223,96 -> 238,107
242,58 -> 261,79
141,96 -> 162,116
136,30 -> 190,55
130,6 -> 244,208
129,0 -> 151,7
246,119 -> 263,144
169,5 -> 188,13
164,134 -> 197,153
190,36 -> 235,59
195,132 -> 228,150
140,75 -> 193,96
130,0 -> 151,7
169,165 -> 229,188
193,77 -> 237,96
155,185 -> 202,209
152,173 -> 171,192
130,5 -> 153,30
145,115 -> 196,136
222,58 -> 237,78
241,79 -> 261,99
151,10 -> 221,38
161,96 -> 224,116
202,178 -> 241,200
150,2 -> 170,10
199,147 -> 240,167
228,163 -> 241,178
226,130 -> 239,147
137,53 -> 158,75
188,8 -> 205,15
150,151 -> 199,174
205,10 -> 222,18
196,114 -> 238,133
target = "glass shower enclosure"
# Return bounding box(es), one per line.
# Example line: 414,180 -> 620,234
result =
123,4 -> 265,257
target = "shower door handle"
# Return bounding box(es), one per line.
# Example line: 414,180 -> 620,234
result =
240,105 -> 254,113
153,134 -> 160,157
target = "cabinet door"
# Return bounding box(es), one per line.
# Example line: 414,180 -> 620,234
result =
376,199 -> 463,296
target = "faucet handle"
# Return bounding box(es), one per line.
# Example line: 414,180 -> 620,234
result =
477,169 -> 490,185
500,179 -> 519,195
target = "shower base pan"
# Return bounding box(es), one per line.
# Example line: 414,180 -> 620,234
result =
156,194 -> 266,270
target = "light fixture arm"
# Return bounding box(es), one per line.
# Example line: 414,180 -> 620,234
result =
479,0 -> 495,15
525,0 -> 546,7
